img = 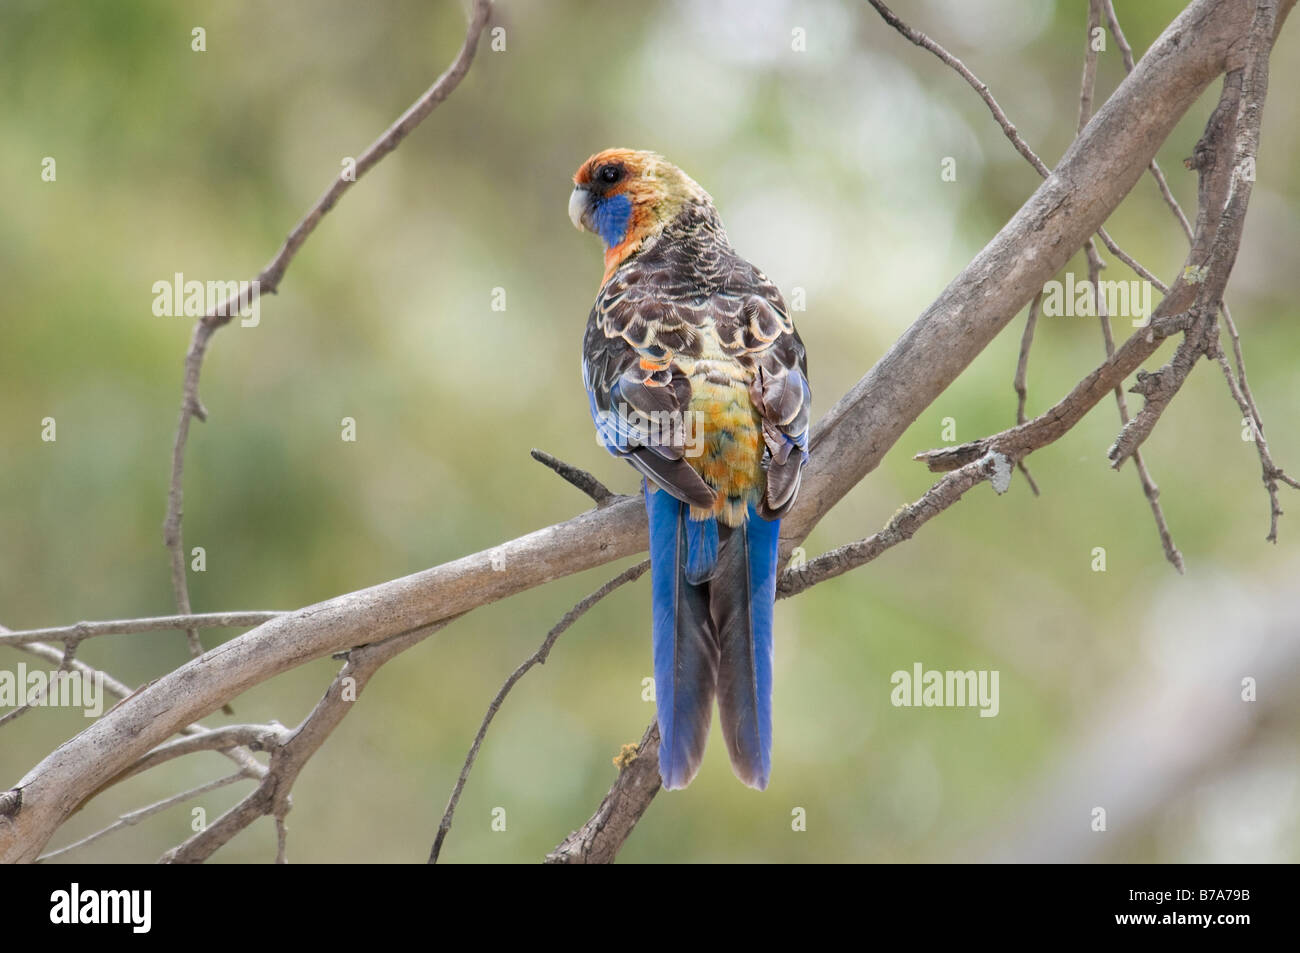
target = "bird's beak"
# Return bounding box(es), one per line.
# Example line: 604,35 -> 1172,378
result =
568,186 -> 593,232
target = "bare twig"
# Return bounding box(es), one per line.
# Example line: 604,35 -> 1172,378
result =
530,449 -> 616,506
0,636 -> 80,728
0,611 -> 284,648
1012,293 -> 1042,496
1093,265 -> 1183,569
8,639 -> 134,699
1095,227 -> 1171,294
1013,293 -> 1040,428
1214,303 -> 1299,538
101,725 -> 289,792
1101,0 -> 1197,241
914,310 -> 1194,474
429,559 -> 649,863
780,452 -> 1012,598
869,0 -> 1163,298
1103,0 -> 1294,540
1212,347 -> 1300,541
1109,1 -> 1278,468
867,0 -> 1049,177
274,812 -> 289,864
38,772 -> 249,862
1079,0 -> 1102,136
1077,1 -> 1183,572
161,0 -> 494,660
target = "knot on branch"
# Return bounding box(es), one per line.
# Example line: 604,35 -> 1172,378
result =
1129,368 -> 1165,397
912,441 -> 988,473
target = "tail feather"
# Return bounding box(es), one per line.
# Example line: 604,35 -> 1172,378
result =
712,506 -> 779,790
684,516 -> 719,584
646,482 -> 718,790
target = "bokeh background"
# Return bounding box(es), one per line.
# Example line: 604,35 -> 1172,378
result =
2,0 -> 1298,863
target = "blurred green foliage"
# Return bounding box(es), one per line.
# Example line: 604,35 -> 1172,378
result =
2,0 -> 1297,862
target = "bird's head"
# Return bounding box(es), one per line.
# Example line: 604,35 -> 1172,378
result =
569,148 -> 710,282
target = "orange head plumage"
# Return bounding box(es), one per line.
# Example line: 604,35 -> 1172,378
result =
568,149 -> 711,284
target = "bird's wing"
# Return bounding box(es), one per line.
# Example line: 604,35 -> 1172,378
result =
582,263 -> 717,509
714,264 -> 811,519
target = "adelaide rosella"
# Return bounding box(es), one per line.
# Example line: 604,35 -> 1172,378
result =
568,149 -> 811,790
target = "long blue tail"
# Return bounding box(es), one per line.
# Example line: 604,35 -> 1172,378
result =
712,506 -> 778,790
645,483 -> 778,791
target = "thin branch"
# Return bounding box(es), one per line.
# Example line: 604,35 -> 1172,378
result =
1212,348 -> 1299,541
38,772 -> 249,862
870,0 -> 1164,297
161,0 -> 494,661
1079,0 -> 1102,137
1013,294 -> 1040,427
9,639 -> 134,699
530,448 -> 616,506
429,560 -> 649,863
779,452 -> 1012,598
1109,1 -> 1278,468
1095,227 -> 1171,294
0,611 -> 284,648
1103,0 -> 1294,540
914,310 -> 1196,474
1213,303 -> 1298,537
274,812 -> 289,865
867,0 -> 1049,177
99,725 -> 288,793
1101,0 -> 1197,241
0,636 -> 80,728
1078,0 -> 1183,572
1012,293 -> 1041,496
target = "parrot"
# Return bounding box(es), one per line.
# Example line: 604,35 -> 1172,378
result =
568,149 -> 810,791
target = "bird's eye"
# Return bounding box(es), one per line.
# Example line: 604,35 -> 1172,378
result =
599,165 -> 622,184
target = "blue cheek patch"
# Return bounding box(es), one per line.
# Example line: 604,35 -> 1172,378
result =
594,193 -> 633,247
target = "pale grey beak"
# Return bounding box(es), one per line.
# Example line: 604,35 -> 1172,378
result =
568,186 -> 593,232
